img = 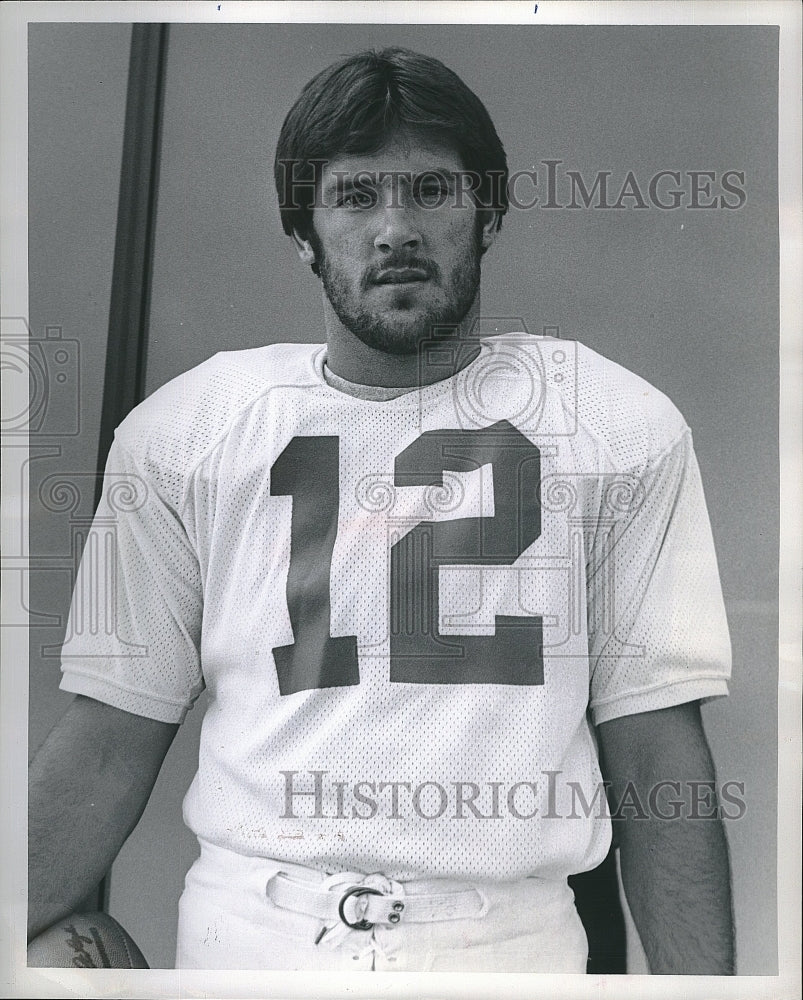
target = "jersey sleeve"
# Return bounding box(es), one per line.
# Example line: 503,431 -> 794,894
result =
59,436 -> 205,723
587,429 -> 731,725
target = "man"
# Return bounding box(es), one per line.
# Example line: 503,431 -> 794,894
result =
28,47 -> 734,973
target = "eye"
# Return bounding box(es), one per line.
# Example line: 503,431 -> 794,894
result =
413,175 -> 450,207
337,188 -> 376,209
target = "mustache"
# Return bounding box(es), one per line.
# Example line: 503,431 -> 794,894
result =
363,257 -> 441,287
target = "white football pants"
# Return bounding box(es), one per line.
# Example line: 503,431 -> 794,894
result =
175,839 -> 588,972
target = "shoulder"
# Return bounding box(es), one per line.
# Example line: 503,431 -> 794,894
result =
491,333 -> 689,471
576,339 -> 688,459
113,342 -> 322,486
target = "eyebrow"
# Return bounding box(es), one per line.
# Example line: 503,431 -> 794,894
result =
412,168 -> 460,189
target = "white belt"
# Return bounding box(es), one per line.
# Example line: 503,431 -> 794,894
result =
266,870 -> 487,932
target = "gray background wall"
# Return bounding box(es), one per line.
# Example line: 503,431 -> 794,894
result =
29,23 -> 779,973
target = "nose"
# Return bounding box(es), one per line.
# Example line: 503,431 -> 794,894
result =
373,206 -> 421,255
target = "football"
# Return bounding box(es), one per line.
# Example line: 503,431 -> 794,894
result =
27,911 -> 149,968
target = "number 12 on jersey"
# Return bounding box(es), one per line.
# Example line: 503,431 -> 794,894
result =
270,422 -> 543,695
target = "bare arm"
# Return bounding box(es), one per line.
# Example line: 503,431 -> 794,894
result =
597,701 -> 734,974
28,694 -> 178,941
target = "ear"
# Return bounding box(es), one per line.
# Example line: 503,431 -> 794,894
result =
291,231 -> 315,265
479,211 -> 500,254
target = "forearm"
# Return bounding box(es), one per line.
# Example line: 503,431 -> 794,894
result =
616,803 -> 734,974
28,695 -> 177,940
599,702 -> 735,975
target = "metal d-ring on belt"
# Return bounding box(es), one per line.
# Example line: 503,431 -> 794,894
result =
266,872 -> 487,930
337,886 -> 391,929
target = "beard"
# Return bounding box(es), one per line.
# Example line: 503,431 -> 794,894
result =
311,229 -> 483,356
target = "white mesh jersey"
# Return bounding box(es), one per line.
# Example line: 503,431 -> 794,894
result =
60,333 -> 731,881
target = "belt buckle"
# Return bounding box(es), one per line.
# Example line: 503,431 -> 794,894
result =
338,885 -> 383,930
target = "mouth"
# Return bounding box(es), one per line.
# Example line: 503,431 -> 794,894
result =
371,268 -> 430,286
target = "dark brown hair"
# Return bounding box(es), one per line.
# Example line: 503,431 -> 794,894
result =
274,47 -> 508,241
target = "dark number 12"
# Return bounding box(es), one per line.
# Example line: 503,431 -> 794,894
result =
271,422 -> 543,695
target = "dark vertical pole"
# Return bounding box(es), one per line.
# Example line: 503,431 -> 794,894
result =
95,22 -> 169,497
88,23 -> 169,913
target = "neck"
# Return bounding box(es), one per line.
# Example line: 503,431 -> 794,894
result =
323,292 -> 483,388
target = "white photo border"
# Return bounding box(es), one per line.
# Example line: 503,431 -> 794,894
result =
2,2 -> 800,998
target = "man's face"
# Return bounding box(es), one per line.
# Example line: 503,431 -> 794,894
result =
307,134 -> 492,356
